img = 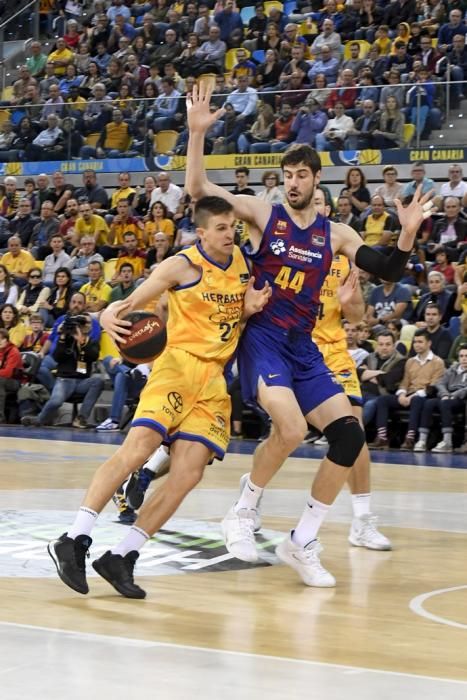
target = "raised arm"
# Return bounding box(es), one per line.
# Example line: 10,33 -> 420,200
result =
335,186 -> 434,282
185,83 -> 271,239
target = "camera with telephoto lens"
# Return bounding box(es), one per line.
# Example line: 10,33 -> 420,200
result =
61,314 -> 89,336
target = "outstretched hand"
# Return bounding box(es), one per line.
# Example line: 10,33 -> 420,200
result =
100,300 -> 132,344
394,185 -> 434,238
337,268 -> 360,307
186,82 -> 225,134
243,277 -> 272,320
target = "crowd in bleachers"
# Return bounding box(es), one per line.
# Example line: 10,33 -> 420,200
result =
0,162 -> 465,452
1,0 -> 467,159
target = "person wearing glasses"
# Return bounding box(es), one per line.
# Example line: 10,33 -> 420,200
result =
401,161 -> 436,199
439,164 -> 467,201
16,268 -> 50,324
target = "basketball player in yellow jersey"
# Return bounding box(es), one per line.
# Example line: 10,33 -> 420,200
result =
313,187 -> 391,550
47,196 -> 271,599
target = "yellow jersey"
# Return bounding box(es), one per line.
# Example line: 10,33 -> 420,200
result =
166,243 -> 249,364
313,254 -> 350,346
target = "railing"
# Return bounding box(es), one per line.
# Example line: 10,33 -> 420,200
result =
0,0 -> 39,61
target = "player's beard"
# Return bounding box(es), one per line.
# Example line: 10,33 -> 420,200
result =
286,188 -> 315,210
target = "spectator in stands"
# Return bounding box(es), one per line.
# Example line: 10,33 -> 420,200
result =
412,270 -> 456,325
83,83 -> 113,134
0,304 -> 28,347
445,34 -> 467,106
40,267 -> 73,325
308,44 -> 340,84
136,13 -> 161,47
0,265 -> 17,305
325,68 -> 358,111
5,118 -> 38,163
358,329 -> 406,426
385,42 -> 414,77
48,38 -> 75,77
43,235 -> 72,285
39,62 -> 60,101
16,268 -> 50,325
80,61 -> 104,99
415,346 -> 467,453
30,201 -> 60,260
344,320 -> 369,367
3,176 -> 20,218
355,0 -> 384,42
113,231 -> 146,280
12,66 -> 37,102
193,4 -> 216,42
73,202 -> 109,249
230,167 -> 256,196
289,99 -> 328,148
144,201 -> 175,246
151,28 -> 183,68
58,65 -> 82,98
428,197 -> 467,261
69,236 -> 104,287
406,66 -> 435,138
333,194 -> 361,232
439,164 -> 467,203
370,96 -> 405,149
0,328 -> 23,425
145,231 -> 174,273
340,167 -> 371,216
104,199 -> 144,259
438,8 -> 467,53
345,99 -> 380,149
150,173 -> 184,217
237,102 -> 275,153
225,74 -> 258,126
379,69 -> 406,110
79,261 -> 112,313
20,312 -> 49,353
411,302 -> 453,361
80,108 -> 133,159
95,356 -> 148,433
150,78 -> 181,132
257,171 -> 284,204
26,41 -> 48,79
110,262 -> 137,302
372,166 -> 403,210
360,195 -> 400,251
26,114 -> 64,162
107,0 -> 131,25
384,0 -> 417,32
315,102 -> 354,151
279,44 -> 309,90
448,315 -> 467,366
401,161 -> 436,198
432,248 -> 456,285
245,3 -> 267,43
2,236 -> 35,285
132,176 -> 157,219
311,18 -> 342,59
342,41 -> 366,76
74,171 -> 109,213
366,279 -> 412,330
369,329 -> 445,451
48,171 -> 74,216
59,198 -> 79,243
22,313 -> 103,429
454,271 -> 467,315
214,0 -> 244,47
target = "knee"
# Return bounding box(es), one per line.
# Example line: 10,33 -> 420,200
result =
271,419 -> 308,452
324,416 -> 365,467
167,461 -> 205,495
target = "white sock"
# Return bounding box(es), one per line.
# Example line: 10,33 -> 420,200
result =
144,446 -> 170,475
235,476 -> 263,511
292,496 -> 330,547
68,506 -> 98,539
111,525 -> 150,556
352,493 -> 371,519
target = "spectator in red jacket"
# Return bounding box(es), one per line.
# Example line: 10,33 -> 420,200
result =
0,327 -> 23,424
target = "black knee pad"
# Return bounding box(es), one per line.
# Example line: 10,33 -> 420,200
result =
324,416 -> 365,468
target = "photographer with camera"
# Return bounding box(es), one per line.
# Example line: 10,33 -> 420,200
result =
21,313 -> 104,429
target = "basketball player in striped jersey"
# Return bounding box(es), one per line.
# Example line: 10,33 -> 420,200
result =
47,196 -> 271,599
186,83 -> 433,587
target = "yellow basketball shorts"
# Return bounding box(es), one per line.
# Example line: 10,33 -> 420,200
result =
132,346 -> 231,458
319,339 -> 362,404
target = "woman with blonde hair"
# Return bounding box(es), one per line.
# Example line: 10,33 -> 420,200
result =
372,95 -> 405,149
237,102 -> 275,154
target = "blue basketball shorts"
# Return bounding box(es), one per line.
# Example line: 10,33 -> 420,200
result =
238,322 -> 344,416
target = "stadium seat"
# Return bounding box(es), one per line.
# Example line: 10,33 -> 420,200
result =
225,47 -> 251,71
343,40 -> 371,59
240,5 -> 256,24
103,258 -> 118,282
85,133 -> 100,147
448,315 -> 460,339
284,0 -> 297,14
1,86 -> 13,101
264,0 -> 283,14
403,123 -> 415,146
153,130 -> 178,154
0,109 -> 11,125
252,49 -> 265,63
298,19 -> 318,37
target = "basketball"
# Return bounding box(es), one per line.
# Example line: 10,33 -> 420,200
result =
116,311 -> 167,365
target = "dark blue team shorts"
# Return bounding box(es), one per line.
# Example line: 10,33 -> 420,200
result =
238,322 -> 344,417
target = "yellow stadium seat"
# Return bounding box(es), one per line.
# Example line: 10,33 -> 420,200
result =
0,109 -> 11,125
1,86 -> 13,101
403,123 -> 415,146
99,331 -> 120,360
103,258 -> 118,282
224,47 -> 252,72
264,0 -> 283,14
33,259 -> 44,269
153,129 -> 178,154
85,133 -> 100,147
298,18 -> 318,36
432,37 -> 438,48
343,40 -> 371,60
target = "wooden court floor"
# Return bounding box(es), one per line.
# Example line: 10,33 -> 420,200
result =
0,433 -> 467,698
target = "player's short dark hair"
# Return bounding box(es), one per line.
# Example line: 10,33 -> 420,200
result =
194,196 -> 234,228
281,144 -> 321,175
413,329 -> 431,342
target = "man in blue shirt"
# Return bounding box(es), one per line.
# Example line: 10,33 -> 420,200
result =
214,0 -> 244,47
438,8 -> 467,52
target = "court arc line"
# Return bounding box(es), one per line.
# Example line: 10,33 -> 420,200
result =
409,585 -> 467,629
1,620 -> 467,686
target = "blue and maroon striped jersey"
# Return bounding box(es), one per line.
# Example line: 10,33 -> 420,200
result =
244,203 -> 333,333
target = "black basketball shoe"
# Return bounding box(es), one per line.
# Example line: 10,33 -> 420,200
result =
112,487 -> 137,524
47,533 -> 92,594
124,467 -> 155,510
92,550 -> 146,599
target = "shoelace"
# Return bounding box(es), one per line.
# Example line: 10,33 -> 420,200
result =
360,516 -> 380,538
301,542 -> 327,572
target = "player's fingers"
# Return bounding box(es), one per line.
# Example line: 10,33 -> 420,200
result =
192,82 -> 198,102
419,188 -> 435,205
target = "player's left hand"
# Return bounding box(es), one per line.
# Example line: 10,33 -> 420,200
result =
394,185 -> 434,237
337,268 -> 360,306
243,277 -> 272,319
